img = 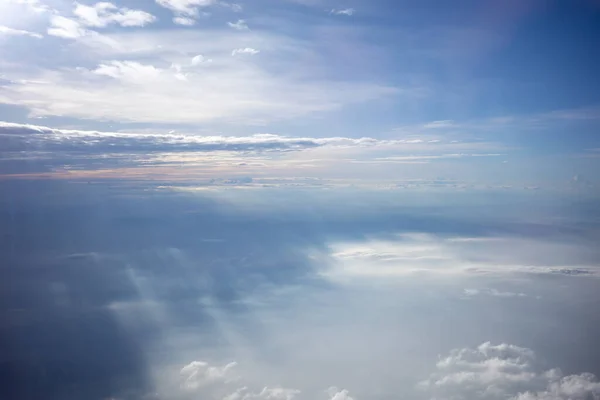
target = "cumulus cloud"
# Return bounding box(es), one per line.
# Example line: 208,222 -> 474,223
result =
47,2 -> 155,39
178,361 -> 302,400
0,25 -> 43,38
326,387 -> 355,400
181,360 -> 238,390
191,54 -> 212,65
228,19 -> 249,30
73,2 -> 156,28
420,343 -> 600,400
47,16 -> 89,38
232,47 -> 260,56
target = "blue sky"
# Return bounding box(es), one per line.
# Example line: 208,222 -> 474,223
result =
1,0 -> 599,188
2,3 -> 600,399
1,0 -> 599,139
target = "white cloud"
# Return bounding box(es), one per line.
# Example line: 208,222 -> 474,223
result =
228,19 -> 249,30
221,2 -> 242,12
191,54 -> 212,65
325,234 -> 600,280
73,2 -> 156,28
420,342 -> 600,400
330,8 -> 355,16
423,120 -> 456,129
93,60 -> 161,82
156,0 -> 215,24
327,387 -> 355,400
173,16 -> 196,25
47,16 -> 88,39
7,0 -> 49,13
232,47 -> 259,56
463,288 -> 528,298
181,360 -> 238,390
1,28 -> 398,124
0,25 -> 42,38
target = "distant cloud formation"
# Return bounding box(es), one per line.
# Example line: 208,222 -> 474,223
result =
463,288 -> 529,298
330,8 -> 355,16
232,47 -> 259,56
156,0 -> 215,24
181,361 -> 238,390
420,342 -> 600,400
73,2 -> 156,28
178,360 -> 357,400
0,25 -> 42,38
228,19 -> 249,30
46,2 -> 155,38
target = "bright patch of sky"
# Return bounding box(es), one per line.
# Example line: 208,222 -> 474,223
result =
0,0 -> 599,187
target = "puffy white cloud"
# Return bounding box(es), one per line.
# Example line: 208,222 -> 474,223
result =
47,16 -> 88,38
73,2 -> 156,28
420,343 -> 600,400
228,19 -> 249,30
191,54 -> 212,65
326,387 -> 354,400
47,2 -> 155,39
180,360 -> 238,390
0,25 -> 42,38
232,47 -> 260,56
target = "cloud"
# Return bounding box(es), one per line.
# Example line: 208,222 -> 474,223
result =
327,387 -> 355,400
156,0 -> 215,24
463,288 -> 528,298
330,8 -> 355,16
0,25 -> 43,38
221,2 -> 243,12
0,28 -> 398,124
6,0 -> 49,13
181,361 -> 238,390
47,16 -> 89,38
325,234 -> 600,279
46,2 -> 155,39
228,19 -> 249,30
73,2 -> 156,28
420,342 -> 600,400
226,387 -> 301,400
232,47 -> 260,56
93,60 -> 161,82
173,16 -> 196,25
192,54 -> 212,65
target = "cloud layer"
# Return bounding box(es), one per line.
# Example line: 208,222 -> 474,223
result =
421,343 -> 600,400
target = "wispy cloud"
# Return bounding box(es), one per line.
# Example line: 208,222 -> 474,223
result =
231,47 -> 259,56
330,8 -> 355,16
0,25 -> 42,39
228,19 -> 249,30
155,0 -> 215,24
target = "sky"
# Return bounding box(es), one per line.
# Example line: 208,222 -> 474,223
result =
1,1 -> 600,400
